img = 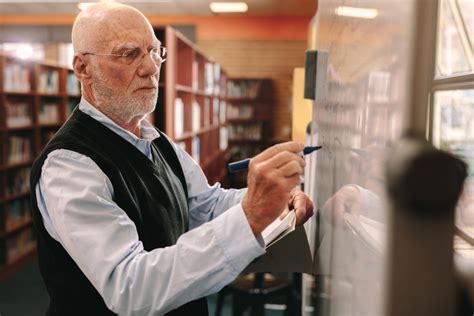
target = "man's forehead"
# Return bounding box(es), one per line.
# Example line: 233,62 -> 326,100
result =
96,24 -> 160,51
111,39 -> 162,51
89,6 -> 158,47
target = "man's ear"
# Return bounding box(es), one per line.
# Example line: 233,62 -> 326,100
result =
72,53 -> 91,81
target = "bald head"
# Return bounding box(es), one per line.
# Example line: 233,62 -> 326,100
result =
72,2 -> 154,54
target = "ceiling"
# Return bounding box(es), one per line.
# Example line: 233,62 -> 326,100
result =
0,0 -> 317,16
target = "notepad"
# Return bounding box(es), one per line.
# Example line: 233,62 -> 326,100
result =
261,208 -> 296,249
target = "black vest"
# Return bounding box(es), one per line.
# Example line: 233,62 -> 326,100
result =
30,109 -> 208,315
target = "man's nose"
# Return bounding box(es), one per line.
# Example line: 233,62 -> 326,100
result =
137,53 -> 160,77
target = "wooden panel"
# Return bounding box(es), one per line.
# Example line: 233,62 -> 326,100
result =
291,68 -> 312,142
199,39 -> 307,140
0,15 -> 312,41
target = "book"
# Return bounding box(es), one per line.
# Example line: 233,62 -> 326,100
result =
203,98 -> 210,127
219,101 -> 226,124
38,70 -> 59,94
192,61 -> 198,91
213,98 -> 219,125
174,98 -> 184,137
204,62 -> 214,94
192,101 -> 201,132
38,102 -> 59,124
5,167 -> 30,196
3,63 -> 31,92
8,136 -> 32,164
244,225 -> 313,274
261,207 -> 296,249
227,80 -> 261,98
219,127 -> 228,151
5,101 -> 32,127
192,136 -> 200,163
213,64 -> 221,96
66,72 -> 81,95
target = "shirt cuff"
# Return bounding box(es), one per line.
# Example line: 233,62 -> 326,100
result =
210,203 -> 266,275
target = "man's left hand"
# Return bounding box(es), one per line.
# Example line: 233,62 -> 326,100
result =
280,189 -> 314,225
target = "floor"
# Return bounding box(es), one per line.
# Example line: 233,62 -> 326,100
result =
0,259 -> 288,316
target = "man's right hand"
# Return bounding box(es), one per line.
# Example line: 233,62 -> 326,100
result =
242,141 -> 305,235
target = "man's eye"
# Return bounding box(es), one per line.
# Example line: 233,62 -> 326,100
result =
121,49 -> 139,60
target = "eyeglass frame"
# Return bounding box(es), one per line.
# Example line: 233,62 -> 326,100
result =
81,46 -> 167,67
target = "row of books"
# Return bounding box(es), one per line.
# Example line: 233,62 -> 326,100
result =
7,136 -> 32,164
192,62 -> 223,96
2,227 -> 36,265
3,63 -> 79,95
228,124 -> 262,141
3,63 -> 31,92
227,80 -> 261,98
227,104 -> 254,119
5,101 -> 32,128
174,98 -> 227,137
37,70 -> 59,94
3,198 -> 31,232
228,144 -> 266,188
229,144 -> 264,162
4,101 -> 64,128
67,73 -> 81,95
4,167 -> 30,197
173,131 -> 228,168
192,129 -> 228,162
38,103 -> 60,124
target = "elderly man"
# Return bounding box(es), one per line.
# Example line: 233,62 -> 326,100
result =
30,3 -> 313,315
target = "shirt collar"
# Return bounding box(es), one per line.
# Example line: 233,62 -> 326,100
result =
78,98 -> 160,143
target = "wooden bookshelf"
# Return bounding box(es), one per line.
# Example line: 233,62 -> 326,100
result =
226,78 -> 274,188
0,54 -> 80,279
0,28 -> 231,277
153,26 -> 229,186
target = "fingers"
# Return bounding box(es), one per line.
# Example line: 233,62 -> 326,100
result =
279,206 -> 290,220
271,151 -> 305,172
290,190 -> 314,225
252,150 -> 305,179
252,141 -> 304,163
242,141 -> 306,235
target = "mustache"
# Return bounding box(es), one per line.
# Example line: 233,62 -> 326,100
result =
131,78 -> 159,91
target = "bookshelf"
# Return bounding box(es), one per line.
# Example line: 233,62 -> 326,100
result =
153,27 -> 230,186
0,54 -> 81,279
0,27 -> 229,278
226,78 -> 274,188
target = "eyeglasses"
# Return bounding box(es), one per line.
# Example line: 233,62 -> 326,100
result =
82,46 -> 167,67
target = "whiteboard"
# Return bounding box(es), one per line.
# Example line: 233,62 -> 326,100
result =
305,1 -> 430,315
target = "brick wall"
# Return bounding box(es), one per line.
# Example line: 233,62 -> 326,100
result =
198,39 -> 308,140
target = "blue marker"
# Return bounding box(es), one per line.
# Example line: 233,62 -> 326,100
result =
228,146 -> 322,173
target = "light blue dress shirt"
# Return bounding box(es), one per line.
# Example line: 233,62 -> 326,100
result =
35,99 -> 265,315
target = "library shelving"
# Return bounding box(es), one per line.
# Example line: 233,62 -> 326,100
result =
226,78 -> 274,188
0,27 -> 229,278
0,54 -> 81,279
153,26 -> 230,186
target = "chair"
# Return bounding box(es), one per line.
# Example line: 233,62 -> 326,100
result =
215,272 -> 296,316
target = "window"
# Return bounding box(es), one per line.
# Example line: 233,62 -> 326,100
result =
436,0 -> 473,77
432,90 -> 474,233
432,0 -> 474,239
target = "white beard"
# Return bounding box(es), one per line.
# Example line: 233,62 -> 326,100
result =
91,67 -> 158,123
